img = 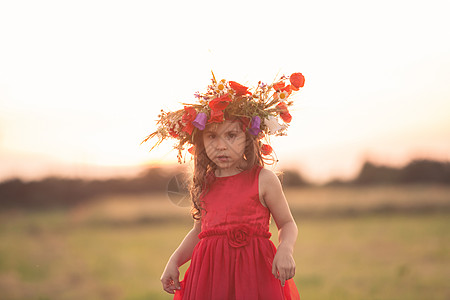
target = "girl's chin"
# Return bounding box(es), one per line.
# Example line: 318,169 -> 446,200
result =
214,161 -> 233,169
214,159 -> 247,171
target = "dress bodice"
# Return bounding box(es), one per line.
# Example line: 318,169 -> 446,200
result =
200,165 -> 270,233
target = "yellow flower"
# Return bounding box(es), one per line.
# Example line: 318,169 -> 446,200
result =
278,91 -> 289,101
214,79 -> 227,93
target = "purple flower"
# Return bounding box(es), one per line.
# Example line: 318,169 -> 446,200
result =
248,116 -> 261,136
192,112 -> 207,130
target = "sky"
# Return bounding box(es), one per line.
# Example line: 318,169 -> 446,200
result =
0,0 -> 449,184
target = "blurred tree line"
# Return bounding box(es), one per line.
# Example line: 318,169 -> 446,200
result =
327,159 -> 450,186
0,167 -> 174,209
0,159 -> 449,209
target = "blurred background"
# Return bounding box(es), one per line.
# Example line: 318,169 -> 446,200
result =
0,0 -> 449,299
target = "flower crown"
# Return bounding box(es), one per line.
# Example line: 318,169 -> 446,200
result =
142,71 -> 305,163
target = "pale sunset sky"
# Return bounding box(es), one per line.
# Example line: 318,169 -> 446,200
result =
0,0 -> 449,184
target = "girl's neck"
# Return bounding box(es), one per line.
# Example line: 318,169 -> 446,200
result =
214,168 -> 243,178
214,160 -> 248,177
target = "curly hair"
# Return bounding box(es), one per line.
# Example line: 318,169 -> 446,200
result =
189,120 -> 269,220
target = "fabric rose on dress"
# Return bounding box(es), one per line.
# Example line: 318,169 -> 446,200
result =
227,226 -> 250,248
229,81 -> 251,96
290,72 -> 305,90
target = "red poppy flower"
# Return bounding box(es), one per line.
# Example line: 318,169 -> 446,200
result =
273,81 -> 285,91
277,101 -> 288,112
261,144 -> 273,155
229,81 -> 251,96
168,124 -> 179,138
188,146 -> 195,155
169,120 -> 183,138
182,106 -> 197,124
240,117 -> 250,131
209,94 -> 231,111
182,122 -> 194,134
280,112 -> 292,123
290,72 -> 305,91
208,109 -> 224,123
181,106 -> 197,134
281,85 -> 292,95
277,102 -> 292,123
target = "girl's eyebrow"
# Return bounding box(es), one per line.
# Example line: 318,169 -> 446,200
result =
217,128 -> 240,135
225,130 -> 239,134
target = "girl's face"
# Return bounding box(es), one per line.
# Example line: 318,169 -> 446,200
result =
202,120 -> 246,175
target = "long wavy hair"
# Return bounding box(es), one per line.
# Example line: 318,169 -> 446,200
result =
189,119 -> 268,220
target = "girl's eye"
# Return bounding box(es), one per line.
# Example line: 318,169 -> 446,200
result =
207,134 -> 215,139
228,133 -> 236,139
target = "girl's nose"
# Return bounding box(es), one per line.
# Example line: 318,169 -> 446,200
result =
215,136 -> 227,150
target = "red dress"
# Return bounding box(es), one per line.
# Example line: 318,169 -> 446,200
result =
174,165 -> 300,300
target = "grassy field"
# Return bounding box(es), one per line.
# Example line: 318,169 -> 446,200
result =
0,185 -> 449,300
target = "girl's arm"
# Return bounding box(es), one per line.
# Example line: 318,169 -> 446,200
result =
259,168 -> 298,287
160,220 -> 201,294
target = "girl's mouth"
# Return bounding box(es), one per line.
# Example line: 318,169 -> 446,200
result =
217,155 -> 229,162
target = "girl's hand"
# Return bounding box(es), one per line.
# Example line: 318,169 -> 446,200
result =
272,246 -> 296,287
160,261 -> 181,294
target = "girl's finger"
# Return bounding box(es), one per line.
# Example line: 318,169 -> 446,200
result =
286,268 -> 294,280
162,278 -> 177,294
273,271 -> 279,280
278,269 -> 287,286
174,277 -> 181,290
162,283 -> 175,294
272,264 -> 279,279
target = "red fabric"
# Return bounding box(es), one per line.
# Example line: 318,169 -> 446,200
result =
174,165 -> 300,300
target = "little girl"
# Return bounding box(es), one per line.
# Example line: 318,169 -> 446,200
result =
142,72 -> 305,300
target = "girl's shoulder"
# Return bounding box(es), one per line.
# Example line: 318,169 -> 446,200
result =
258,167 -> 284,207
258,167 -> 281,188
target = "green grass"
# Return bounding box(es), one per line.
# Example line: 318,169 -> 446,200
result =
0,185 -> 449,300
293,214 -> 449,300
